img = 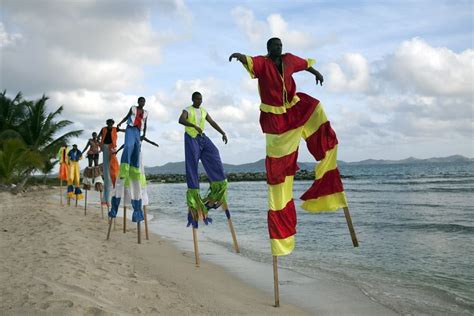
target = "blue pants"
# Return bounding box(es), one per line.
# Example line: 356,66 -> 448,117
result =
185,133 -> 226,189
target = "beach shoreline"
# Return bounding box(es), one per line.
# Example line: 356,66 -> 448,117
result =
0,188 -> 308,315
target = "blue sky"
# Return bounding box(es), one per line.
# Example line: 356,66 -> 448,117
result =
1,0 -> 472,167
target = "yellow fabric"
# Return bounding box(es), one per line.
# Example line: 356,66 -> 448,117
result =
302,103 -> 328,139
244,55 -> 255,78
68,161 -> 81,187
259,95 -> 301,114
315,146 -> 339,180
266,126 -> 302,158
270,236 -> 295,256
185,106 -> 207,138
57,147 -> 69,164
301,192 -> 348,212
307,58 -> 316,68
268,176 -> 294,211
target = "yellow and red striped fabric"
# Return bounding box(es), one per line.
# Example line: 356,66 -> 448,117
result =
244,54 -> 348,256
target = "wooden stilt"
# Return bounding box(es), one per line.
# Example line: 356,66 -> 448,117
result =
75,195 -> 78,208
100,190 -> 104,219
192,227 -> 200,267
144,205 -> 149,240
106,217 -> 113,240
84,189 -> 88,216
123,205 -> 127,233
113,218 -> 116,231
67,196 -> 70,206
343,207 -> 359,247
273,256 -> 280,307
60,179 -> 63,206
222,202 -> 239,253
137,221 -> 141,244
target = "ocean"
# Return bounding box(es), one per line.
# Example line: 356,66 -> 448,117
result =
145,162 -> 474,315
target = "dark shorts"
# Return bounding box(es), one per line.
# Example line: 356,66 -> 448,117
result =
87,153 -> 99,160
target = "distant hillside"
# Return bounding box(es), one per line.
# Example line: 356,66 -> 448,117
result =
144,155 -> 472,175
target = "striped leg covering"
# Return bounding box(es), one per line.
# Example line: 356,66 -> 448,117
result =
266,94 -> 347,256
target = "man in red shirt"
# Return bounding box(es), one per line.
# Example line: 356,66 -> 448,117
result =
229,38 -> 348,256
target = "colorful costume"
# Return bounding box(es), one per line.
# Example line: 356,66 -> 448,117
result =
67,149 -> 83,199
100,126 -> 119,206
109,106 -> 148,223
184,105 -> 227,227
57,146 -> 69,181
242,53 -> 347,256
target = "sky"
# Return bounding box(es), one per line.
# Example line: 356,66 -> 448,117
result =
1,0 -> 473,168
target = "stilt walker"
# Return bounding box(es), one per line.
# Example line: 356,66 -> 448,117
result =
99,119 -> 120,220
57,144 -> 69,206
107,97 -> 148,241
230,38 -> 358,307
67,144 -> 84,206
179,91 -> 239,263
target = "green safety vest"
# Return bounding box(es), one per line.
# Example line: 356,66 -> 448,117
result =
185,106 -> 207,138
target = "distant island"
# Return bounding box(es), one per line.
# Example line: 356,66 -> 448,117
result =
145,155 -> 472,183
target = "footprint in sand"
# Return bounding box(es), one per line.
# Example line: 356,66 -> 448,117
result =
40,300 -> 74,310
84,306 -> 108,316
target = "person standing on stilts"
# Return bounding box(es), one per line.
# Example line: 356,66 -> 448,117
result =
98,119 -> 120,209
67,144 -> 84,201
178,91 -> 228,227
108,97 -> 148,226
229,37 -> 357,255
57,143 -> 69,204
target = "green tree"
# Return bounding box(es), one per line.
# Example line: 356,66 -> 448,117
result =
0,92 -> 82,189
0,138 -> 44,184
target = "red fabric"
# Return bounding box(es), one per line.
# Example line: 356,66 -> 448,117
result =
58,163 -> 68,181
259,93 -> 319,134
304,121 -> 338,161
252,53 -> 309,109
268,200 -> 297,239
300,168 -> 344,201
133,108 -> 144,128
265,151 -> 299,185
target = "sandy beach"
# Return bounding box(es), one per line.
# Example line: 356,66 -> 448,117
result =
0,188 -> 308,315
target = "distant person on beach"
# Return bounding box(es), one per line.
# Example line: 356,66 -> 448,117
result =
109,97 -> 148,223
82,132 -> 101,167
178,91 -> 228,227
57,143 -> 69,183
67,144 -> 83,200
229,38 -> 348,256
98,119 -> 121,207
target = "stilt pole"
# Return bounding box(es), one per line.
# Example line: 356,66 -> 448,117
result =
343,207 -> 359,247
144,205 -> 149,240
273,256 -> 280,307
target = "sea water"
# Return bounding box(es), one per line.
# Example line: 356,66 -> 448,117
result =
145,162 -> 474,314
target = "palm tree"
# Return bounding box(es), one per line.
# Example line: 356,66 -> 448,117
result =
0,138 -> 44,184
0,92 -> 83,190
14,95 -> 83,190
0,90 -> 26,143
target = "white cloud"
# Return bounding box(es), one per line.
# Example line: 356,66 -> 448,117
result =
0,0 -> 190,94
325,53 -> 370,92
49,90 -> 169,131
266,14 -> 313,50
231,7 -> 314,50
385,37 -> 474,96
0,22 -> 22,47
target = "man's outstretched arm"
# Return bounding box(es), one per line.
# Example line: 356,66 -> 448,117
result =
228,53 -> 248,65
206,114 -> 227,144
117,107 -> 132,129
306,67 -> 324,86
